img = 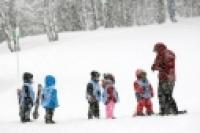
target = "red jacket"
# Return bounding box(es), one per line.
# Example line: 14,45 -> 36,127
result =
106,85 -> 117,103
152,49 -> 176,81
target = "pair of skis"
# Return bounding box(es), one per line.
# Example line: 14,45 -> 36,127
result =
17,84 -> 42,120
133,110 -> 187,117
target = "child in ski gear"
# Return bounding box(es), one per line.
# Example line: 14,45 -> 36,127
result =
102,73 -> 118,119
133,69 -> 154,116
41,75 -> 59,124
151,42 -> 178,115
18,72 -> 35,122
86,71 -> 101,119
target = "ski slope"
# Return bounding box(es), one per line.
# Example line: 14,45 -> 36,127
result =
0,17 -> 200,133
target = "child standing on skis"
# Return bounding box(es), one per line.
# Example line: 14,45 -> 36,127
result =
18,72 -> 35,122
102,73 -> 119,119
133,69 -> 154,116
41,75 -> 59,124
86,71 -> 101,119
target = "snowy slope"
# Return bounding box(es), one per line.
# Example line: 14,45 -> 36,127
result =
0,17 -> 200,133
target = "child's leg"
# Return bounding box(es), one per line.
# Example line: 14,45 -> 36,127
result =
93,102 -> 100,118
45,108 -> 51,123
45,108 -> 49,122
88,103 -> 93,119
21,105 -> 31,122
145,99 -> 153,115
106,102 -> 111,118
106,101 -> 115,119
110,101 -> 115,118
45,108 -> 55,124
136,99 -> 145,115
24,108 -> 31,121
20,106 -> 26,122
50,109 -> 54,120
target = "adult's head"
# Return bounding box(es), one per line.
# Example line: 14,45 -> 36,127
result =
153,42 -> 167,54
91,70 -> 100,82
23,72 -> 33,83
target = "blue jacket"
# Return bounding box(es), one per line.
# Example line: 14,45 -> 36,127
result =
41,75 -> 59,109
86,80 -> 101,102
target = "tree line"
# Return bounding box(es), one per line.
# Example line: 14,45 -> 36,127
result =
0,0 -> 200,52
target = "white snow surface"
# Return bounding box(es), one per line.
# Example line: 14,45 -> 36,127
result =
0,17 -> 200,133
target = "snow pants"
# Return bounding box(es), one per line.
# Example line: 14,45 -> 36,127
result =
88,102 -> 100,119
45,108 -> 55,123
105,101 -> 115,119
136,98 -> 153,115
19,104 -> 32,122
158,81 -> 178,115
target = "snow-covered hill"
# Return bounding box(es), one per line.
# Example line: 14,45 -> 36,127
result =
0,17 -> 200,133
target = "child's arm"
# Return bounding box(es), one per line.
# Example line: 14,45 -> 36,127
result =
134,82 -> 144,94
151,54 -> 163,71
86,83 -> 96,103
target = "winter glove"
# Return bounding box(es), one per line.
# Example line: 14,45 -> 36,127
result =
113,97 -> 117,103
105,100 -> 109,105
151,64 -> 155,71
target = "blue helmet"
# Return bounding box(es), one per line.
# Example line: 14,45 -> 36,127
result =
45,75 -> 56,87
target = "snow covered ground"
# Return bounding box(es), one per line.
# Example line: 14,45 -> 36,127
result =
0,17 -> 200,133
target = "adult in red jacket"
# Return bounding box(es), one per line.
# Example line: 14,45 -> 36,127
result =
151,42 -> 178,115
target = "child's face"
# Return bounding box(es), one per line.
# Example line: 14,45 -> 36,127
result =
30,78 -> 33,84
140,72 -> 147,80
93,76 -> 100,82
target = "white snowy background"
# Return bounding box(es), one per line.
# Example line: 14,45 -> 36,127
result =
0,17 -> 200,133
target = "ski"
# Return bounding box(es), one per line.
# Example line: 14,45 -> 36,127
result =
33,84 -> 42,119
177,110 -> 187,114
155,110 -> 188,116
133,110 -> 187,117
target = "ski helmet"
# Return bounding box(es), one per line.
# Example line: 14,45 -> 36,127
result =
45,75 -> 56,87
153,42 -> 167,52
135,69 -> 146,79
23,72 -> 33,83
103,73 -> 115,83
91,71 -> 100,80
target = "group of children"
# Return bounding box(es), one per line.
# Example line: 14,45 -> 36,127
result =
86,69 -> 154,119
17,68 -> 154,123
